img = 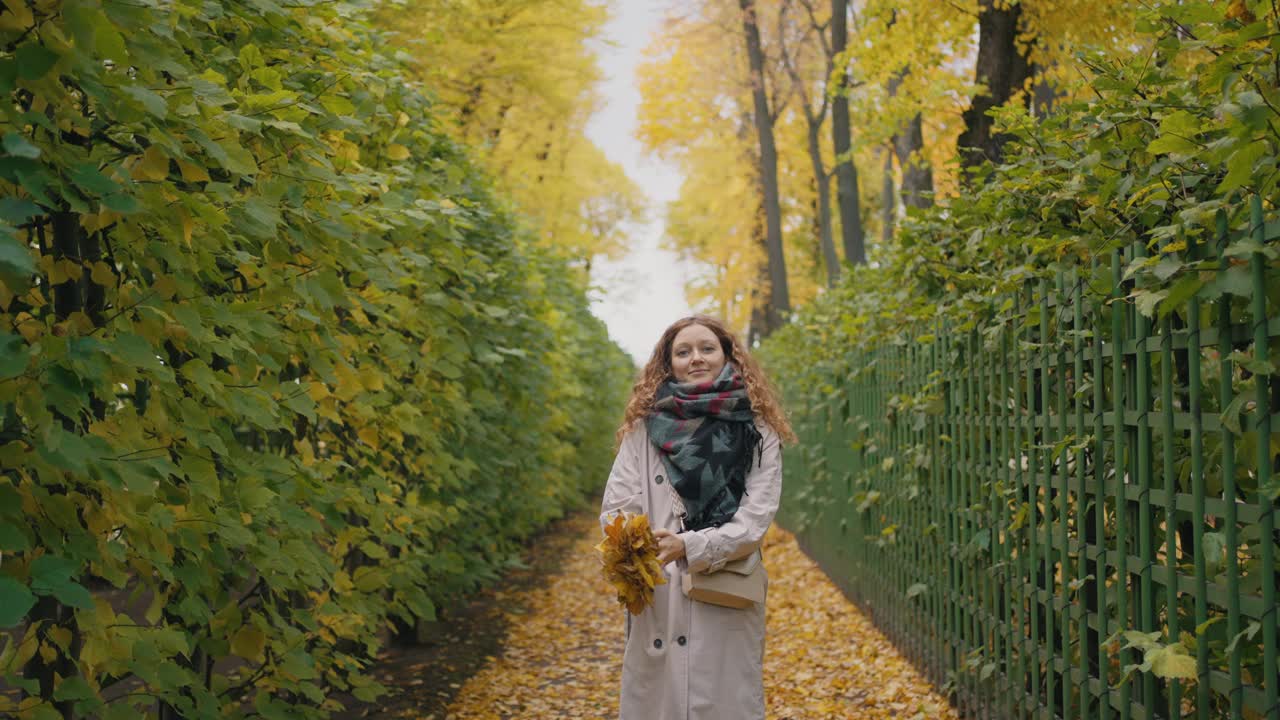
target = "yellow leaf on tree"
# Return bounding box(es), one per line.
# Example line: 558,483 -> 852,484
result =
177,159 -> 211,182
46,626 -> 72,651
132,145 -> 170,182
230,624 -> 266,662
90,261 -> 115,286
0,1 -> 34,31
1225,0 -> 1255,23
306,381 -> 330,401
179,208 -> 194,245
387,144 -> 411,161
1150,646 -> 1197,680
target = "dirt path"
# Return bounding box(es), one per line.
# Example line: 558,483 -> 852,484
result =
343,506 -> 958,719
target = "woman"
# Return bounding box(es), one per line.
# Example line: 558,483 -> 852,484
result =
600,315 -> 796,720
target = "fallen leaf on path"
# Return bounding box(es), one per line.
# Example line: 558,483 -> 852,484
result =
426,511 -> 958,719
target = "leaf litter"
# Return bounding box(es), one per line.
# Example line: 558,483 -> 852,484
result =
360,507 -> 957,719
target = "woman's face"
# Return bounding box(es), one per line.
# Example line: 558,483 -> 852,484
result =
669,323 -> 726,384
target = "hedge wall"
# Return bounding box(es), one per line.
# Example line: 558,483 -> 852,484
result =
0,1 -> 630,717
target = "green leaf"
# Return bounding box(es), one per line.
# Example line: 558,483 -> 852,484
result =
0,520 -> 30,551
1220,392 -> 1251,435
15,44 -> 58,81
107,334 -> 170,376
1223,237 -> 1279,260
0,333 -> 28,379
238,44 -> 264,70
1133,289 -> 1168,318
0,577 -> 35,626
101,192 -> 139,214
93,22 -> 128,63
1219,139 -> 1265,193
0,196 -> 41,224
1151,256 -> 1182,282
1157,274 -> 1204,318
1206,265 -> 1251,298
1203,532 -> 1227,574
1161,110 -> 1200,138
52,675 -> 95,702
31,706 -> 63,720
52,582 -> 94,610
1227,349 -> 1277,376
122,86 -> 168,119
0,229 -> 36,290
29,554 -> 77,592
68,163 -> 120,197
0,59 -> 15,96
905,582 -> 927,599
2,133 -> 40,159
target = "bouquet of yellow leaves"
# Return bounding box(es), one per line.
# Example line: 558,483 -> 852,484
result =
596,512 -> 667,614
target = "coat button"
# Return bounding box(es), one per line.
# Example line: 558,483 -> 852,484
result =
655,474 -> 665,484
677,636 -> 687,646
653,638 -> 663,649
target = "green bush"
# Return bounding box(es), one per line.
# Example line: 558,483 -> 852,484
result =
765,2 -> 1279,717
0,1 -> 630,717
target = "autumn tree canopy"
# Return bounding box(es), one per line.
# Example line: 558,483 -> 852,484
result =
638,0 -> 1144,334
377,0 -> 646,274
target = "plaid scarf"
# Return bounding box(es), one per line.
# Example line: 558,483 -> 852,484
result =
645,363 -> 763,532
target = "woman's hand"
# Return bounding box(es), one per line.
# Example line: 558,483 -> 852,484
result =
652,528 -> 686,565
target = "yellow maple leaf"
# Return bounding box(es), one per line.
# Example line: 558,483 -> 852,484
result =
1225,0 -> 1256,23
596,513 -> 666,614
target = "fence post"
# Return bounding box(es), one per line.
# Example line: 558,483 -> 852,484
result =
1248,195 -> 1276,720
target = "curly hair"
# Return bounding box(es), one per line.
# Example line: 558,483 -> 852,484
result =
615,315 -> 797,447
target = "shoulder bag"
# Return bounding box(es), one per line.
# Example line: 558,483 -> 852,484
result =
681,545 -> 767,609
663,476 -> 767,608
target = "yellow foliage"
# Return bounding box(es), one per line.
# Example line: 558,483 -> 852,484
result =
376,0 -> 645,269
595,512 -> 666,615
637,0 -> 1145,322
131,144 -> 170,182
230,624 -> 267,663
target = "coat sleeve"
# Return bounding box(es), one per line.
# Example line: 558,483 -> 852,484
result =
600,429 -> 645,532
679,421 -> 782,573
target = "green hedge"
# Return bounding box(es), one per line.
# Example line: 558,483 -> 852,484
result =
0,1 -> 630,717
765,3 -> 1279,719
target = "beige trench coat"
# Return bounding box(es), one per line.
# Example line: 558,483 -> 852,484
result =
599,420 -> 782,720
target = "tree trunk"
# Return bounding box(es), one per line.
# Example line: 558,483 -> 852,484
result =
24,211 -> 88,720
880,146 -> 894,244
1032,62 -> 1061,118
882,12 -> 932,212
739,0 -> 789,331
806,122 -> 838,286
957,0 -> 1033,170
829,0 -> 865,265
894,112 -> 933,209
747,190 -> 768,346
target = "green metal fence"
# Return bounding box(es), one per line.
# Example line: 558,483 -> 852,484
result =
779,197 -> 1279,720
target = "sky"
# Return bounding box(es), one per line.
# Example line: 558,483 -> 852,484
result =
585,1 -> 695,365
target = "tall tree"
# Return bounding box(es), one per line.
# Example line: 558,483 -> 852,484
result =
778,0 -> 839,286
740,0 -> 790,332
956,0 -> 1034,170
889,67 -> 934,209
828,0 -> 865,265
380,0 -> 644,271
